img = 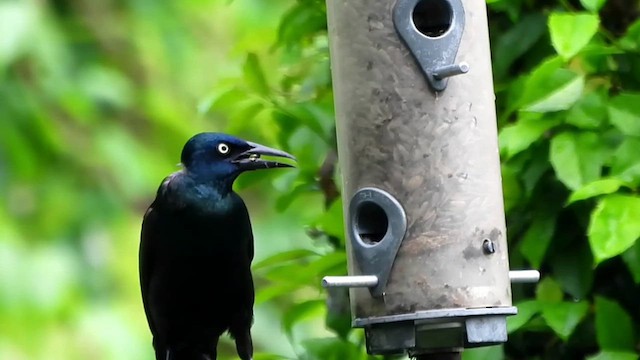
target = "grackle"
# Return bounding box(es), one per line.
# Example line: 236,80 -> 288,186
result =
140,133 -> 295,360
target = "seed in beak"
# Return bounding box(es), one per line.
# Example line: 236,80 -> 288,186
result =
249,154 -> 259,162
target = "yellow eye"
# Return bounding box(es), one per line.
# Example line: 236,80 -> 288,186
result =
217,143 -> 230,155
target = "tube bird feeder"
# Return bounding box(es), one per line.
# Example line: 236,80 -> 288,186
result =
322,0 -> 538,357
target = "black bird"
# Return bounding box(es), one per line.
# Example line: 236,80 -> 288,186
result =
140,133 -> 295,360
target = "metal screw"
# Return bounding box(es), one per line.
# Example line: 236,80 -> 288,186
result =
509,270 -> 540,283
482,238 -> 495,254
432,62 -> 470,80
322,275 -> 379,288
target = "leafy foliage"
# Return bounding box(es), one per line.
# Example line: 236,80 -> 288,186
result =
247,0 -> 640,359
490,0 -> 640,359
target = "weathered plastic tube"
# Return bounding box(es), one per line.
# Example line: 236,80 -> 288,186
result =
326,0 -> 513,353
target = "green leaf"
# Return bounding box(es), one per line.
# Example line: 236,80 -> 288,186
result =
519,57 -> 585,112
550,132 -> 605,190
304,251 -> 347,278
78,66 -> 133,109
619,20 -> 640,51
580,0 -> 607,12
579,43 -> 625,75
274,103 -> 329,142
255,283 -> 302,304
611,138 -> 640,184
549,13 -> 600,59
501,163 -> 523,212
551,242 -> 594,298
0,2 -> 36,66
595,296 -> 635,351
276,3 -> 326,49
226,101 -> 267,135
608,93 -> 640,136
282,300 -> 325,338
492,13 -> 547,80
261,251 -> 345,287
462,345 -> 504,360
566,91 -> 607,129
301,337 -> 367,360
622,240 -> 640,283
325,287 -> 352,339
202,87 -> 251,114
567,178 -> 625,204
519,211 -> 557,268
499,114 -> 559,158
243,53 -> 270,96
261,263 -> 315,284
508,300 -> 540,333
536,277 -> 564,302
541,301 -> 589,340
589,195 -> 640,263
275,183 -> 316,212
526,74 -> 584,112
252,249 -> 319,271
522,144 -> 552,196
315,198 -> 344,238
587,351 -> 640,360
253,354 -> 289,360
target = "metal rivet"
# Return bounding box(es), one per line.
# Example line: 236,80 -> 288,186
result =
432,62 -> 470,80
482,238 -> 495,254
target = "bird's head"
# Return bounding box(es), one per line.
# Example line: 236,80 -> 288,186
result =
180,133 -> 296,184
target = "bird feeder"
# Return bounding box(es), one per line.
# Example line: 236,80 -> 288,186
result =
322,0 -> 538,357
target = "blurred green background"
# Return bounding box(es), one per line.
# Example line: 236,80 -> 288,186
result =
2,0 -> 640,359
0,0 -> 332,358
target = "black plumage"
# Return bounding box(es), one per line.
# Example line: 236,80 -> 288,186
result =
140,133 -> 295,360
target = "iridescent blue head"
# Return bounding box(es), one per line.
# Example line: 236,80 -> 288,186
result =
181,133 -> 296,184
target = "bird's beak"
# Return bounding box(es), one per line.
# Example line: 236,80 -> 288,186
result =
232,141 -> 297,171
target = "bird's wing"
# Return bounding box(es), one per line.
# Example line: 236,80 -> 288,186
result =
233,193 -> 255,264
228,193 -> 256,351
244,206 -> 254,263
139,174 -> 179,339
140,203 -> 160,338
